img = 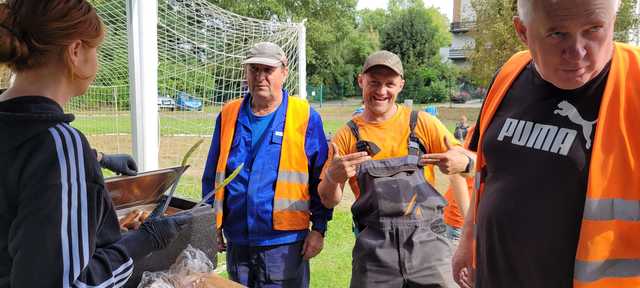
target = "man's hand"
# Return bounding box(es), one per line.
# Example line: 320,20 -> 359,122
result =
326,142 -> 370,184
452,228 -> 474,288
99,153 -> 138,176
301,230 -> 324,260
216,228 -> 226,252
420,137 -> 469,174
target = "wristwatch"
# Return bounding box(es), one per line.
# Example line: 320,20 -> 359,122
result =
463,153 -> 474,174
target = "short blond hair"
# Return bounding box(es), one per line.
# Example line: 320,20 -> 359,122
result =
517,0 -> 621,24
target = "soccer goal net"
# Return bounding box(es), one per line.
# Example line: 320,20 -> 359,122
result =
67,0 -> 305,200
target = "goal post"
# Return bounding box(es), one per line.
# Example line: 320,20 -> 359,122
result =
71,0 -> 306,199
127,0 -> 159,172
297,19 -> 307,100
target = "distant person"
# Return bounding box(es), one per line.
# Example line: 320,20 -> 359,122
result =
0,1 -> 191,287
453,115 -> 469,141
443,126 -> 476,244
318,50 -> 473,288
202,42 -> 332,287
452,0 -> 640,287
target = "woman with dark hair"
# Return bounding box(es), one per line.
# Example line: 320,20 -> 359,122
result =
0,1 -> 191,287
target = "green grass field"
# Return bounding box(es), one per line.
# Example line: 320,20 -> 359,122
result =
212,209 -> 356,287
309,209 -> 357,286
73,100 -> 478,137
86,100 -> 479,287
73,112 -> 216,136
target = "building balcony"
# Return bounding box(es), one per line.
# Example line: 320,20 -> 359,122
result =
448,48 -> 473,60
450,21 -> 475,33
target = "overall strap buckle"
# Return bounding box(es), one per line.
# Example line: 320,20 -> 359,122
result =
347,120 -> 381,157
408,110 -> 426,158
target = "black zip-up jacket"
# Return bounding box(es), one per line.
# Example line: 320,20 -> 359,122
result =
0,96 -> 146,287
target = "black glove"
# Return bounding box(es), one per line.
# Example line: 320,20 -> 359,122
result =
99,153 -> 138,176
141,213 -> 193,250
117,213 -> 193,260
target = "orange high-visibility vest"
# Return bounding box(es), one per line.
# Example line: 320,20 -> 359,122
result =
474,42 -> 640,287
214,96 -> 312,231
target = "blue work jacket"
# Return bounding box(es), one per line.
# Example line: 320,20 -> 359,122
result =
202,90 -> 332,246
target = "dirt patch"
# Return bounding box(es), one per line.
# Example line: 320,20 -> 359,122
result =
87,104 -> 477,206
435,106 -> 480,126
88,134 -> 211,180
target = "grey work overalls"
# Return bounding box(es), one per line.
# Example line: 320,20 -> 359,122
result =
349,111 -> 455,288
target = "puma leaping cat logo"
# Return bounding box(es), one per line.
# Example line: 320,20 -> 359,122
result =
553,101 -> 597,149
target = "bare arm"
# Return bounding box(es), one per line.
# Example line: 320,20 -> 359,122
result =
421,137 -> 473,176
318,143 -> 370,208
318,172 -> 345,208
458,148 -> 477,178
453,183 -> 477,288
449,173 -> 470,217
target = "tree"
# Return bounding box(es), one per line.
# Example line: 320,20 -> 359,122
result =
358,8 -> 388,34
468,0 -> 639,87
380,2 -> 455,103
614,0 -> 640,42
208,0 -> 462,101
356,8 -> 387,51
206,0 -> 287,20
381,5 -> 450,65
466,0 -> 523,87
210,0 -> 366,99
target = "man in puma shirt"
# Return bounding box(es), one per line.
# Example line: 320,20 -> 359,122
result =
452,0 -> 640,287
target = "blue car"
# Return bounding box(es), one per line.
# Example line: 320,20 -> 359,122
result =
352,106 -> 364,116
176,91 -> 203,111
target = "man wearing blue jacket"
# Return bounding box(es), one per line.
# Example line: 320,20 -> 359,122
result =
202,42 -> 332,288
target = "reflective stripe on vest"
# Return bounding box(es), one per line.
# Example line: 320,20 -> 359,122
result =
474,43 -> 640,287
273,97 -> 311,230
213,99 -> 242,228
214,96 -> 311,231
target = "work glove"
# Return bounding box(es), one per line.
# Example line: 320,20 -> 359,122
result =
117,212 -> 193,260
141,213 -> 193,250
99,153 -> 138,176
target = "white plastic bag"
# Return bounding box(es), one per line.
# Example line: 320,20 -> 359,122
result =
137,245 -> 215,288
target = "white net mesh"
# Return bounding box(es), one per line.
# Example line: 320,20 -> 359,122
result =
633,1 -> 640,45
67,0 -> 303,200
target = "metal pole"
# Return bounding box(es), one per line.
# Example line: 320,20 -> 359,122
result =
320,84 -> 323,107
635,0 -> 640,45
113,87 -> 121,152
298,19 -> 307,99
127,0 -> 159,172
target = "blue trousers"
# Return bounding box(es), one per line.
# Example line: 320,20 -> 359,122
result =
226,241 -> 309,288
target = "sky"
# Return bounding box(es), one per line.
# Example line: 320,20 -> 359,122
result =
357,0 -> 454,22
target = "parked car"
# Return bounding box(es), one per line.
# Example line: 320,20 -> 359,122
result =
176,91 -> 203,111
157,95 -> 176,111
450,91 -> 471,104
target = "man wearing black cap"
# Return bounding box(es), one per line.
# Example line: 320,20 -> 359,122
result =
318,50 -> 472,287
202,42 -> 332,287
